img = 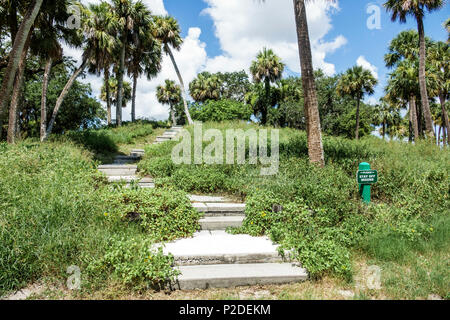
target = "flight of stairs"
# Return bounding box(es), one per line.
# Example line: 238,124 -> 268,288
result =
163,195 -> 308,290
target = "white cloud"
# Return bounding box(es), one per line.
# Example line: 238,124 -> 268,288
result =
202,0 -> 347,76
356,55 -> 379,80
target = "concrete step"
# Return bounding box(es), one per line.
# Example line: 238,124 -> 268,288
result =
199,216 -> 245,230
189,195 -> 231,203
163,231 -> 283,266
107,176 -> 153,183
125,182 -> 155,189
156,136 -> 173,141
99,169 -> 137,176
193,203 -> 246,214
174,263 -> 308,290
98,165 -> 138,170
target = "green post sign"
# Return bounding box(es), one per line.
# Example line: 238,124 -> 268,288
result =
358,163 -> 378,204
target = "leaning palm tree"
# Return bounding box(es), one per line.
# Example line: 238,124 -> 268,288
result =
189,72 -> 222,103
250,48 -> 284,125
153,15 -> 193,125
156,79 -> 182,126
384,0 -> 444,139
0,0 -> 44,117
337,66 -> 378,140
43,2 -> 116,140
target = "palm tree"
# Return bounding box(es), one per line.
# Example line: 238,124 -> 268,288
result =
189,72 -> 222,103
374,99 -> 398,140
111,0 -> 150,127
153,15 -> 193,125
250,48 -> 284,125
428,41 -> 449,145
127,25 -> 162,122
101,77 -> 132,110
384,0 -> 444,139
86,1 -> 117,126
156,79 -> 182,125
385,60 -> 421,141
0,0 -> 44,117
337,66 -> 378,140
44,2 -> 116,140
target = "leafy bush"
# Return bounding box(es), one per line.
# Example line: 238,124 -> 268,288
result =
190,99 -> 253,122
87,236 -> 179,290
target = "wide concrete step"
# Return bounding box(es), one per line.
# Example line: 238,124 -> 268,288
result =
163,231 -> 283,266
98,165 -> 138,170
199,216 -> 245,230
174,263 -> 308,290
193,203 -> 246,215
189,195 -> 231,203
107,176 -> 153,183
99,169 -> 137,176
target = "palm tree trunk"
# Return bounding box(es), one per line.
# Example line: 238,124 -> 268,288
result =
170,104 -> 177,126
382,119 -> 386,140
105,68 -> 111,125
131,73 -> 137,122
40,57 -> 52,142
439,94 -> 449,146
116,34 -> 126,127
438,125 -> 442,146
416,16 -> 434,138
410,94 -> 419,141
0,0 -> 43,116
7,32 -> 31,144
355,97 -> 361,140
43,55 -> 89,141
293,0 -> 324,166
263,78 -> 270,125
166,45 -> 193,125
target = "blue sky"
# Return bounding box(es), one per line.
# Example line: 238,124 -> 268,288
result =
80,0 -> 449,121
164,0 -> 448,102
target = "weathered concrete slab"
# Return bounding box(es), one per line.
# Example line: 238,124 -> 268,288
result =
98,165 -> 137,170
107,176 -> 153,183
189,195 -> 230,203
199,216 -> 245,230
163,230 -> 282,266
204,203 -> 246,212
175,263 -> 308,290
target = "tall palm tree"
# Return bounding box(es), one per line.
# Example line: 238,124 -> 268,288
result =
384,0 -> 444,139
385,60 -> 421,141
86,1 -> 117,126
127,26 -> 162,122
374,99 -> 398,140
0,0 -> 43,117
44,2 -> 116,140
111,0 -> 150,126
189,72 -> 222,103
337,66 -> 378,140
156,79 -> 182,126
153,15 -> 193,125
250,48 -> 284,125
428,41 -> 449,145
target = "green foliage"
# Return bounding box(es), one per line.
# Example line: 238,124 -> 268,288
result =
87,236 -> 179,290
190,99 -> 253,122
0,140 -> 195,295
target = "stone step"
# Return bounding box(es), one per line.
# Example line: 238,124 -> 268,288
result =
163,231 -> 283,266
174,263 -> 308,290
189,195 -> 231,203
99,169 -> 137,176
199,216 -> 245,230
125,182 -> 155,189
156,136 -> 173,141
107,176 -> 153,183
193,203 -> 246,213
98,165 -> 138,170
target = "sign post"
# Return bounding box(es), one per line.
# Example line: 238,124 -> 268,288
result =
357,163 -> 378,204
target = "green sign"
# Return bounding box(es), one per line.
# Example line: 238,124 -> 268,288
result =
357,170 -> 378,184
